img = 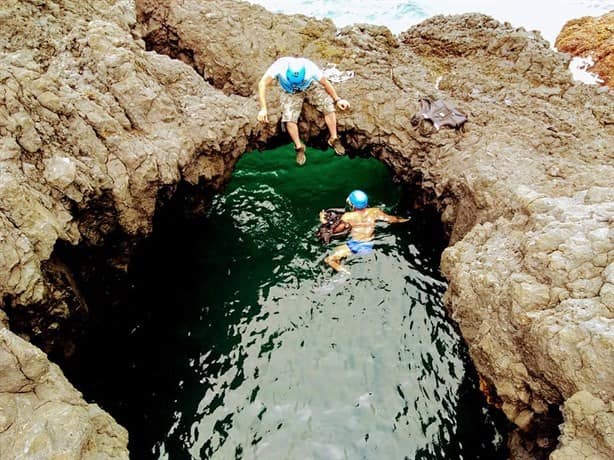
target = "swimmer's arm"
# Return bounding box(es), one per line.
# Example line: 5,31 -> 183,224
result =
332,221 -> 348,233
376,209 -> 410,223
320,211 -> 350,227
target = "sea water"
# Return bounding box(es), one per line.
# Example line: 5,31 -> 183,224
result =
248,0 -> 613,45
69,148 -> 508,459
249,0 -> 613,83
64,2 -> 614,458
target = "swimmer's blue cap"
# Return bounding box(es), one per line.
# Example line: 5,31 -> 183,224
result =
347,190 -> 368,209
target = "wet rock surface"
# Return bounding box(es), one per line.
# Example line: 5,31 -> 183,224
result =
0,326 -> 128,458
0,0 -> 612,458
556,11 -> 614,87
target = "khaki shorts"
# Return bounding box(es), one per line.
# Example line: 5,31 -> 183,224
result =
280,83 -> 335,123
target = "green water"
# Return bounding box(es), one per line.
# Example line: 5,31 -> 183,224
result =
69,146 -> 507,459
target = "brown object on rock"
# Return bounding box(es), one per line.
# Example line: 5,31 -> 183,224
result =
555,11 -> 614,87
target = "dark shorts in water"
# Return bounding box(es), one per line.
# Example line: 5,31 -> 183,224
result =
347,239 -> 374,255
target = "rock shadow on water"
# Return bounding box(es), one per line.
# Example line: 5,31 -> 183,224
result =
62,149 -> 508,459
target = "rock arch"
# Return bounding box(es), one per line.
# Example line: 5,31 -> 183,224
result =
0,0 -> 612,458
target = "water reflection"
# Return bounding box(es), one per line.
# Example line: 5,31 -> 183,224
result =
67,147 -> 505,459
153,175 -> 502,459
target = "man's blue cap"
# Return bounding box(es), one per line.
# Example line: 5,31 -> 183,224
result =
347,190 -> 368,209
286,59 -> 306,84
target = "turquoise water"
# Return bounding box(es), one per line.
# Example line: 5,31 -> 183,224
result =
69,146 -> 507,459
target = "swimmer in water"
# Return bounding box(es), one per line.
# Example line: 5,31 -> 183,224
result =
321,190 -> 409,274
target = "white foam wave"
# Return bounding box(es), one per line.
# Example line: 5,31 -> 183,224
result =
248,0 -> 613,45
248,0 -> 613,85
569,56 -> 605,85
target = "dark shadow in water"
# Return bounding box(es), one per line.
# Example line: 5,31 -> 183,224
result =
65,146 -> 508,459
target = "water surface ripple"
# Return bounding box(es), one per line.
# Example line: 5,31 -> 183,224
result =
71,147 -> 506,459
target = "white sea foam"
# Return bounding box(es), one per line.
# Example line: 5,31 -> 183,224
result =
248,0 -> 613,84
419,0 -> 613,46
249,0 -> 613,44
569,56 -> 605,84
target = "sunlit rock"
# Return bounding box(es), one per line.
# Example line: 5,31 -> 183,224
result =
556,11 -> 614,87
0,0 -> 612,458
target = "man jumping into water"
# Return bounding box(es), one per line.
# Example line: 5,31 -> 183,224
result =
321,190 -> 409,274
257,56 -> 350,165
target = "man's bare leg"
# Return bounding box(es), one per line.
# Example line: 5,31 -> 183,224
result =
285,121 -> 302,149
324,111 -> 338,141
325,244 -> 352,274
324,111 -> 345,155
286,121 -> 306,165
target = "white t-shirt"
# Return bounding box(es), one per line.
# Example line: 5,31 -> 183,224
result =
264,57 -> 324,93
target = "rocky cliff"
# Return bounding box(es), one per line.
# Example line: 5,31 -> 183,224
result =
555,11 -> 614,87
0,0 -> 612,458
1,0 -> 261,457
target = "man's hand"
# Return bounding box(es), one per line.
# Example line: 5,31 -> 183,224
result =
335,99 -> 350,111
257,108 -> 269,123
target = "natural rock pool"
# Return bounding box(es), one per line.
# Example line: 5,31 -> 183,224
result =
68,147 -> 507,459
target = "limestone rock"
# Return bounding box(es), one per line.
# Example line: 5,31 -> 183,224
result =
0,327 -> 129,459
0,0 -> 259,348
551,391 -> 614,460
442,189 -> 614,410
0,0 -> 613,458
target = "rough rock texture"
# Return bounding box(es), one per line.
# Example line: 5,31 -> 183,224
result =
555,11 -> 614,87
1,0 -> 263,457
0,325 -> 128,459
1,0 -> 613,458
0,0 -> 262,330
551,391 -> 614,460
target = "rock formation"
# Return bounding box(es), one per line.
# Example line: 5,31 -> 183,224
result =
0,327 -> 128,459
1,0 -> 261,456
556,11 -> 614,87
0,0 -> 612,458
